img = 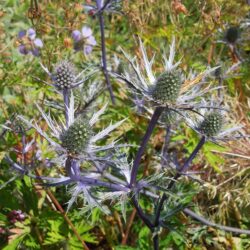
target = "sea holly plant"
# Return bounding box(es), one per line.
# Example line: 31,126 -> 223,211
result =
1,6 -> 250,250
6,59 -> 131,211
111,38 -> 250,248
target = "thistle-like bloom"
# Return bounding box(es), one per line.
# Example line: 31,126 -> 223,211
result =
17,28 -> 43,56
114,38 -> 220,131
52,60 -> 77,89
14,97 -> 130,213
198,112 -> 223,137
185,99 -> 244,143
83,0 -> 123,15
19,100 -> 126,164
72,26 -> 97,55
40,60 -> 96,90
60,115 -> 93,155
216,26 -> 241,46
216,26 -> 242,61
114,38 -> 218,116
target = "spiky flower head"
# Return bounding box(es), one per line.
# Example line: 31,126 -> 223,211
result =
60,116 -> 92,155
225,26 -> 239,44
151,71 -> 183,104
198,112 -> 223,137
52,61 -> 77,89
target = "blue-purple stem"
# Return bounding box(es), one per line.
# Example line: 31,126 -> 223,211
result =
131,195 -> 154,230
96,0 -> 115,104
152,136 -> 206,248
65,157 -> 80,178
130,107 -> 164,187
161,125 -> 171,166
127,107 -> 164,241
179,136 -> 206,173
95,0 -> 112,14
184,208 -> 250,235
63,89 -> 75,183
76,176 -> 129,192
63,89 -> 69,128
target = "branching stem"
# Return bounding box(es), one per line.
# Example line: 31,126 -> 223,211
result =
130,107 -> 164,187
97,1 -> 115,104
153,136 -> 206,248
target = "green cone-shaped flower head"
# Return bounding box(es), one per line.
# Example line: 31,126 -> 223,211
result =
151,71 -> 182,104
60,117 -> 92,154
225,27 -> 239,44
198,112 -> 223,137
53,61 -> 76,89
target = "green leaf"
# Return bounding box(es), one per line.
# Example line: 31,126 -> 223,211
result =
3,233 -> 28,250
0,212 -> 7,224
23,235 -> 40,249
115,246 -> 138,250
203,142 -> 225,173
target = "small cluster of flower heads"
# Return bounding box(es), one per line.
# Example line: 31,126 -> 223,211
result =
17,26 -> 96,57
17,28 -> 43,56
72,26 -> 97,55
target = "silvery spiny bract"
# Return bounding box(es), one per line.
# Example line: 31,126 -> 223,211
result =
73,81 -> 102,113
160,108 -> 177,125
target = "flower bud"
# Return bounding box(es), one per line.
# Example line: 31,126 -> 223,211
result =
151,71 -> 182,104
60,116 -> 92,154
52,61 -> 77,89
225,27 -> 239,44
63,37 -> 72,48
198,112 -> 223,137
